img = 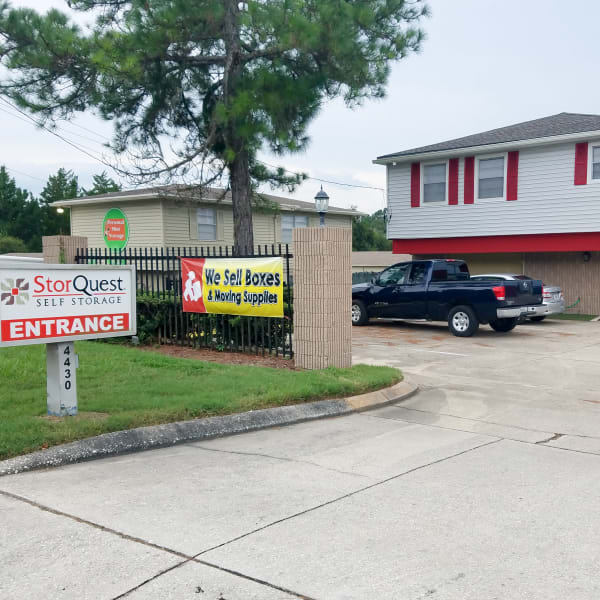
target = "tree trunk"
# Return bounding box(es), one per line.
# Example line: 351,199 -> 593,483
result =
230,148 -> 254,256
223,0 -> 254,257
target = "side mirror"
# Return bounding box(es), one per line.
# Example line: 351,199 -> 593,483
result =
371,277 -> 377,285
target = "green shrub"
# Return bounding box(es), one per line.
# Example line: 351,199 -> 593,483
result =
0,235 -> 28,254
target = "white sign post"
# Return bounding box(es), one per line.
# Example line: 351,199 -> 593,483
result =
0,264 -> 136,416
46,342 -> 79,416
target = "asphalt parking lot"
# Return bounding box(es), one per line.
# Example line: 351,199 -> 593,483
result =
2,318 -> 600,600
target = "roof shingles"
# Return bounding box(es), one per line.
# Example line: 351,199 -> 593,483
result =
378,112 -> 600,160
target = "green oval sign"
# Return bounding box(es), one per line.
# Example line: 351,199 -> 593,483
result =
103,208 -> 129,250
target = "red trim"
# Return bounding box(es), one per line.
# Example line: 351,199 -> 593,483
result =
506,151 -> 519,201
574,142 -> 588,185
448,158 -> 459,205
410,162 -> 420,207
393,232 -> 600,254
464,156 -> 474,204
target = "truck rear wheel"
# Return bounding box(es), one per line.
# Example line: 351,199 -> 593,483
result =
351,300 -> 369,326
489,317 -> 519,332
448,305 -> 479,337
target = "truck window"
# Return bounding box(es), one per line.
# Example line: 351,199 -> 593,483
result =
432,262 -> 469,282
378,264 -> 410,286
409,263 -> 428,284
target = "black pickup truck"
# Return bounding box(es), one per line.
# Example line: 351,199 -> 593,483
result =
351,259 -> 543,337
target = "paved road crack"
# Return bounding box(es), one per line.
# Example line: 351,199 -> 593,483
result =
192,438 -> 501,559
189,444 -> 373,481
0,489 -> 313,600
370,402 -> 600,441
536,433 -> 565,444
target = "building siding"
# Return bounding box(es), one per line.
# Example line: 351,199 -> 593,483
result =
387,138 -> 600,239
524,252 -> 600,314
71,201 -> 164,247
71,198 -> 353,250
162,201 -> 351,248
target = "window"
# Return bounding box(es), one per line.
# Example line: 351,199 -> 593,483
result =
197,207 -> 217,240
431,261 -> 470,282
423,163 -> 446,203
408,262 -> 429,284
478,156 -> 505,199
592,146 -> 600,180
378,264 -> 410,286
281,214 -> 308,243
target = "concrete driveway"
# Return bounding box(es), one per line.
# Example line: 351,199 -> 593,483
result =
2,319 -> 600,599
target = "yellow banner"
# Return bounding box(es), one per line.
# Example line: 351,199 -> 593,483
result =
181,257 -> 284,317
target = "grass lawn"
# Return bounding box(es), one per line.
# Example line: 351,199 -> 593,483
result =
548,313 -> 598,321
0,342 -> 401,460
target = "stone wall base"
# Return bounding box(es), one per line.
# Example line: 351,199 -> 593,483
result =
293,227 -> 352,369
42,236 -> 88,265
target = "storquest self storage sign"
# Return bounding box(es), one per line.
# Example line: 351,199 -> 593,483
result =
181,257 -> 284,318
0,264 -> 136,347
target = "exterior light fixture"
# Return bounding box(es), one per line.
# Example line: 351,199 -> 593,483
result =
56,208 -> 64,214
583,251 -> 592,262
314,186 -> 329,227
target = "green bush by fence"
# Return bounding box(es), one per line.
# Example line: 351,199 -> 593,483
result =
135,286 -> 293,353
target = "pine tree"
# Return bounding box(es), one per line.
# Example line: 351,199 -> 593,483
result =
0,1 -> 427,254
0,166 -> 41,250
39,168 -> 78,236
82,172 -> 121,196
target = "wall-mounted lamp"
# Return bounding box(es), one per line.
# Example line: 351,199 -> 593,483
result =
583,251 -> 592,263
56,207 -> 64,214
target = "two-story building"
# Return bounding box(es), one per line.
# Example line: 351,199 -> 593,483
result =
375,113 -> 600,314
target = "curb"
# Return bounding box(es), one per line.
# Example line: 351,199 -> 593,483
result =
0,380 -> 418,477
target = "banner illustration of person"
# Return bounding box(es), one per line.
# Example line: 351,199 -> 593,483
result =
181,257 -> 283,317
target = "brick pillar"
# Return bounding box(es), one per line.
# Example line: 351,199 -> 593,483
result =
42,236 -> 88,264
293,227 -> 352,369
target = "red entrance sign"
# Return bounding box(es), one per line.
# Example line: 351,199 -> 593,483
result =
1,313 -> 130,342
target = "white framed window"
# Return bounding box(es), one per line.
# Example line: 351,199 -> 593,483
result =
197,207 -> 217,240
281,214 -> 308,243
421,162 -> 447,204
476,154 -> 507,200
589,143 -> 600,181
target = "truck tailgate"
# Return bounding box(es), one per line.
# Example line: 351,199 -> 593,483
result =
503,279 -> 542,306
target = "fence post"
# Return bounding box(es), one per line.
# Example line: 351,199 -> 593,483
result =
293,227 -> 352,369
42,235 -> 88,265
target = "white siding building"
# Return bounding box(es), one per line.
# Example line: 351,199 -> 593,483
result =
375,113 -> 600,314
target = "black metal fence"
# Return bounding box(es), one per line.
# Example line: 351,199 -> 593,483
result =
75,245 -> 293,358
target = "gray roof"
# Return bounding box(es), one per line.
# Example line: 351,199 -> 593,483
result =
53,184 -> 364,216
378,112 -> 600,160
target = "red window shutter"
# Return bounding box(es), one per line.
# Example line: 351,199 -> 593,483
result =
506,151 -> 519,201
574,143 -> 588,185
464,156 -> 475,204
448,158 -> 459,205
410,162 -> 420,207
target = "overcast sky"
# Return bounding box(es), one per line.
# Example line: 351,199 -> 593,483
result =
1,0 -> 599,213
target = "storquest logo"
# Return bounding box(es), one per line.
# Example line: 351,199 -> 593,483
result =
1,278 -> 30,306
